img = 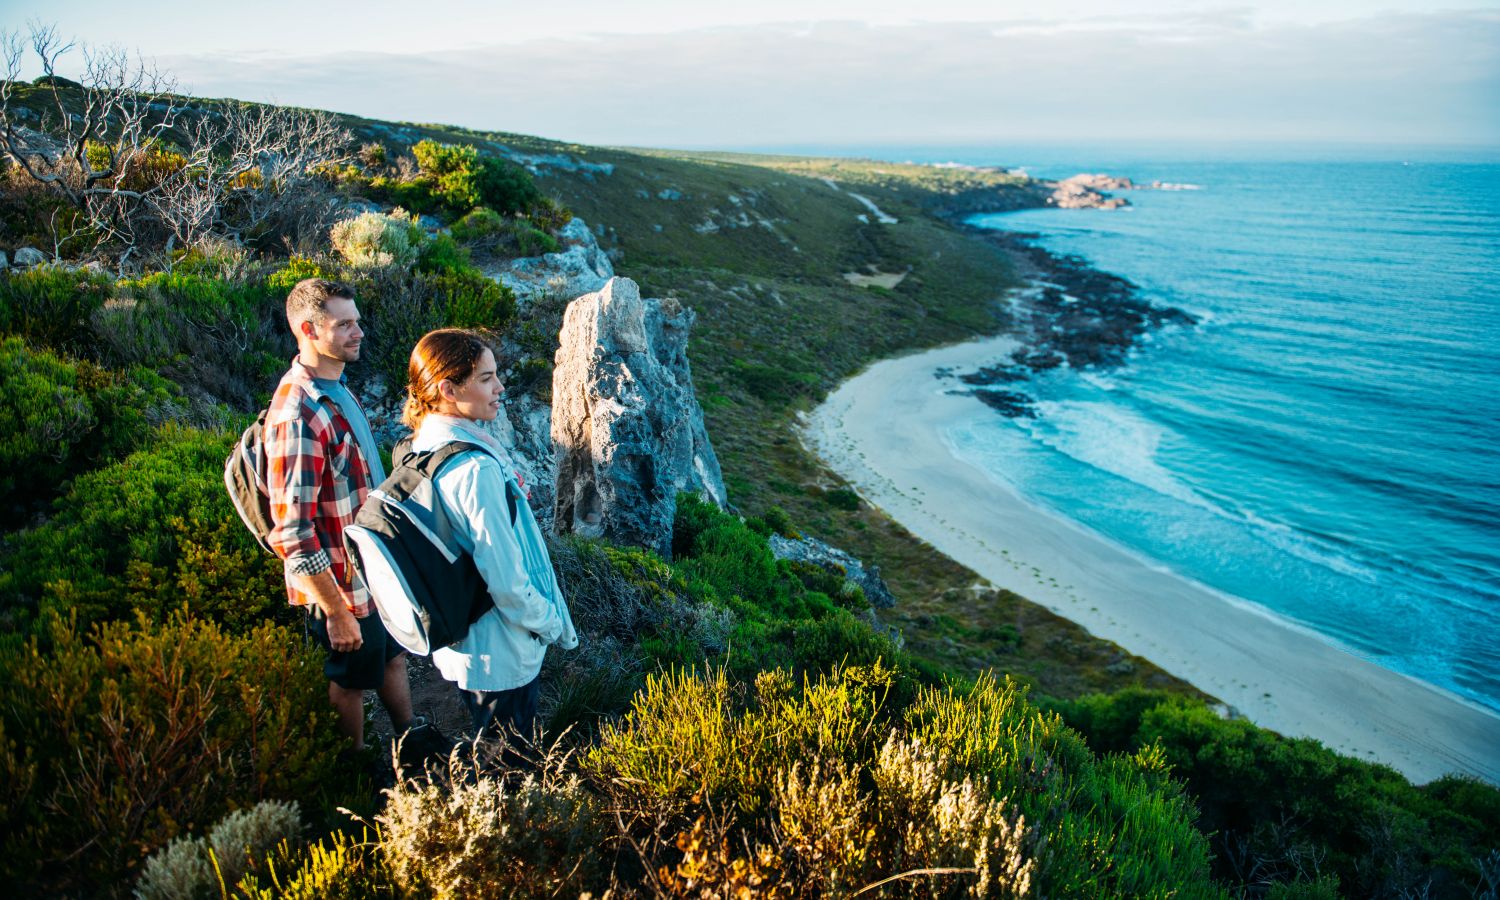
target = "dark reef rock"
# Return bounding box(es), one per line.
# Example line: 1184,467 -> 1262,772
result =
970,389 -> 1037,418
941,227 -> 1198,421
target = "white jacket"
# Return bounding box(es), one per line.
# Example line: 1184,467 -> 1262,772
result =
413,414 -> 578,691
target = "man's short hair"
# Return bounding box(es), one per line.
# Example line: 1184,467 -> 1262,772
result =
286,278 -> 355,328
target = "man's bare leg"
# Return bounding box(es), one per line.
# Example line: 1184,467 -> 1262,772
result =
329,681 -> 366,749
377,654 -> 414,732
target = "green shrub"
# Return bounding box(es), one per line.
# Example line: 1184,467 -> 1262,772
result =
330,210 -> 423,270
732,360 -> 819,405
425,268 -> 515,331
233,831 -> 400,900
0,424 -> 287,635
512,223 -> 559,257
668,494 -> 906,677
0,264 -> 113,351
526,196 -> 573,234
414,232 -> 471,275
345,266 -> 514,392
905,674 -> 1223,898
448,207 -> 508,243
0,613 -> 345,896
0,336 -> 174,513
265,254 -> 338,293
101,271 -> 290,407
1051,688 -> 1500,895
475,155 -> 541,216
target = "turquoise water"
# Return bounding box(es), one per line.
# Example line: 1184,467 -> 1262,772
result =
793,144 -> 1500,712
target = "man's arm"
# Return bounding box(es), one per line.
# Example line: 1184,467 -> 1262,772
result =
291,570 -> 363,651
265,404 -> 363,651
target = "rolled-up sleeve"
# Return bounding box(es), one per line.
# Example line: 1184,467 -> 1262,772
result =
265,412 -> 330,574
450,458 -> 565,643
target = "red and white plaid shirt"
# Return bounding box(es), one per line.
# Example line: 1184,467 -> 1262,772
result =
264,360 -> 376,616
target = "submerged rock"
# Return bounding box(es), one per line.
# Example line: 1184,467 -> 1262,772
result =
970,389 -> 1037,418
551,277 -> 726,557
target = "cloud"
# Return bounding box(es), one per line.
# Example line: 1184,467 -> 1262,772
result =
156,11 -> 1500,147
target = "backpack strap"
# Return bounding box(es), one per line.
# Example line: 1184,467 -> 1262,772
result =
408,440 -> 519,525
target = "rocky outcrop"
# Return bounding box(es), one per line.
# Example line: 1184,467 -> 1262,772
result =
1047,177 -> 1129,210
12,247 -> 46,267
768,534 -> 897,609
1060,173 -> 1137,192
551,277 -> 726,557
486,217 -> 614,307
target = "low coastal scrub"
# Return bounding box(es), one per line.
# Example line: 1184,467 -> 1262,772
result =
0,335 -> 174,513
1052,688 -> 1500,896
0,614 -> 344,896
0,424 -> 287,636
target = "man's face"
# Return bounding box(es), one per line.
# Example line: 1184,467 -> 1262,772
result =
305,297 -> 363,362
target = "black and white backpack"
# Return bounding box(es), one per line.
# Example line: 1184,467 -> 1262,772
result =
343,441 -> 517,655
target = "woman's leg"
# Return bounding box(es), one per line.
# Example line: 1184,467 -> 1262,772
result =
458,675 -> 541,766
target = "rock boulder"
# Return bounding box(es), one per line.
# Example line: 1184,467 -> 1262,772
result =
486,217 -> 614,307
768,534 -> 897,609
551,277 -> 726,556
13,247 -> 46,267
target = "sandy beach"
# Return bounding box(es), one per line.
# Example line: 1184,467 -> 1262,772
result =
804,336 -> 1500,784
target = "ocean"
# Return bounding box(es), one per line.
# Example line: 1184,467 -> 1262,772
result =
779,143 -> 1500,713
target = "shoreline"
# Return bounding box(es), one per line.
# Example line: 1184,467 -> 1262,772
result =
803,335 -> 1500,784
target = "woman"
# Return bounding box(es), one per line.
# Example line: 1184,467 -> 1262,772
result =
402,328 -> 577,749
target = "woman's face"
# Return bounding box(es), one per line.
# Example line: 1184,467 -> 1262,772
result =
440,348 -> 504,421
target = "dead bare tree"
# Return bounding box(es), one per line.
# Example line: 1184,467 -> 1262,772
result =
0,24 -> 185,266
1,23 -> 354,268
146,102 -> 353,253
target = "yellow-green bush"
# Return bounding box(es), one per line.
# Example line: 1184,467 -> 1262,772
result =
234,831 -> 401,900
589,663 -> 1037,897
408,140 -> 541,218
0,613 -> 345,896
906,674 -> 1223,898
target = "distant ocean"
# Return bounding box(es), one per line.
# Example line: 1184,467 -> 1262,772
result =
762,142 -> 1500,713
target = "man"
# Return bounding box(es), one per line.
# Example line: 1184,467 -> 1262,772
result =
265,277 -> 414,752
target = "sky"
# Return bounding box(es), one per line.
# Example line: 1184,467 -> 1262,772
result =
6,1 -> 1499,149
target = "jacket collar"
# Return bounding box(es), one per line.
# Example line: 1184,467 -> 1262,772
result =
282,357 -> 346,404
415,414 -> 509,461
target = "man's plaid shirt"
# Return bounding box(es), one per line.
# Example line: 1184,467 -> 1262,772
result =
265,360 -> 375,616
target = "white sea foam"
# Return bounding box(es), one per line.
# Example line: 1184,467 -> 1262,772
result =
1021,401 -> 1205,508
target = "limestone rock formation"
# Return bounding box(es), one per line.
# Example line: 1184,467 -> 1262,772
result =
768,534 -> 897,609
486,217 -> 614,307
551,277 -> 726,556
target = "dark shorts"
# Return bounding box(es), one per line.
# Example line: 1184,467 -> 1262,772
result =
306,608 -> 405,690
